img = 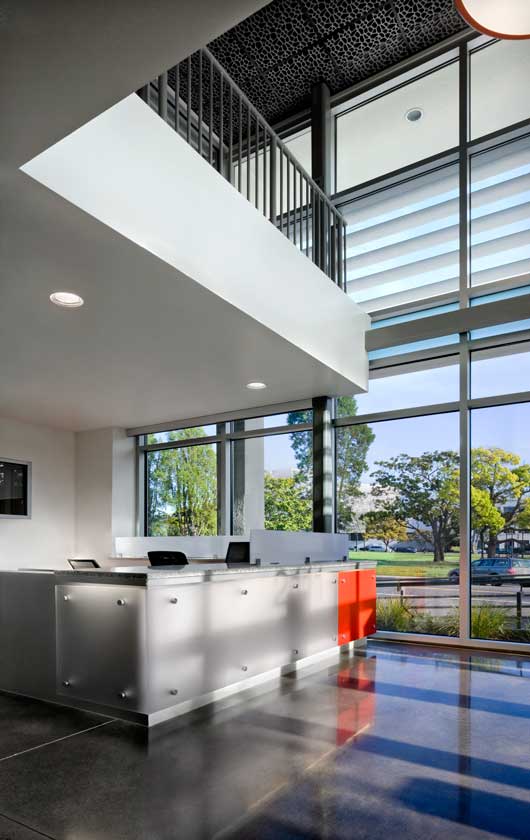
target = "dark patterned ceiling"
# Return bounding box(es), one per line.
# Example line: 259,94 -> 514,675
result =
209,0 -> 468,126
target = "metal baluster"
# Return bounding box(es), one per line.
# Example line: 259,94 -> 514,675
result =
247,103 -> 251,202
158,73 -> 167,120
263,126 -> 267,217
292,162 -> 297,246
324,201 -> 331,277
255,115 -> 259,210
279,149 -> 284,233
343,220 -> 347,290
187,56 -> 192,145
218,70 -> 224,174
209,55 -> 213,165
228,84 -> 233,184
305,180 -> 309,257
174,64 -> 179,134
287,158 -> 291,240
198,51 -> 203,156
238,95 -> 242,193
270,135 -> 277,224
299,169 -> 303,253
137,84 -> 149,103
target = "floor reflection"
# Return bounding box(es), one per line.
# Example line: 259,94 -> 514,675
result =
0,642 -> 529,840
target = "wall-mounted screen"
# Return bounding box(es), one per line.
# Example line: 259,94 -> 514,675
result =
0,460 -> 30,518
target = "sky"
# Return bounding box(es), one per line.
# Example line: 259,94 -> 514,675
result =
264,362 -> 530,477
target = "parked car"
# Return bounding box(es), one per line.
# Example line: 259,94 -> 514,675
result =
393,543 -> 417,554
449,557 -> 530,585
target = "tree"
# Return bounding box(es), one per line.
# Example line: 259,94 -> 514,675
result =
264,474 -> 312,531
288,398 -> 374,533
471,447 -> 530,557
470,486 -> 505,558
363,510 -> 407,551
370,450 -> 459,562
147,428 -> 217,536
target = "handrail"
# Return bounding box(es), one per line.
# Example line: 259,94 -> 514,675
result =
138,47 -> 347,289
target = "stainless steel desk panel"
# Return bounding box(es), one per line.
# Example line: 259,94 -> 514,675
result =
56,584 -> 147,711
146,575 -> 295,711
296,571 -> 338,658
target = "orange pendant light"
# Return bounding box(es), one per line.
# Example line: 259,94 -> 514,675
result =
455,0 -> 530,39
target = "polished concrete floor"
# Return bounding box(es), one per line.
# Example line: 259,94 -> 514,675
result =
0,641 -> 530,839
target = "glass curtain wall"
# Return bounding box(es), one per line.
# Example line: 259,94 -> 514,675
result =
336,358 -> 460,636
330,35 -> 530,650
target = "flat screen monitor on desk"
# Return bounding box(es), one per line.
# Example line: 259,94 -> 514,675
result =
68,559 -> 100,570
226,542 -> 250,566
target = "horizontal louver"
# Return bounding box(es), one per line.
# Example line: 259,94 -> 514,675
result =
344,134 -> 530,312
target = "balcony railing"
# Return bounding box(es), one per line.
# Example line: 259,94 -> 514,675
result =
138,47 -> 346,289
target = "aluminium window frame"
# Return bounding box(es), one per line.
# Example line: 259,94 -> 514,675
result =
334,323 -> 530,654
137,403 -> 314,538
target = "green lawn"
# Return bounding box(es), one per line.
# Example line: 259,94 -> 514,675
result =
349,549 -> 463,578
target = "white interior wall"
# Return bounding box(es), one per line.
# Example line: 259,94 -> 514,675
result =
75,428 -> 136,566
0,416 -> 75,570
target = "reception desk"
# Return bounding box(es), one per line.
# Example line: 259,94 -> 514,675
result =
0,561 -> 376,726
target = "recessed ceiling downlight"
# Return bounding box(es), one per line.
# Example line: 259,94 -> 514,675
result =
50,291 -> 84,308
405,107 -> 424,123
246,381 -> 267,390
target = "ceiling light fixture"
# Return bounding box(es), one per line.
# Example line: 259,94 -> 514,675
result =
455,0 -> 530,39
50,291 -> 84,308
246,381 -> 267,390
405,107 -> 424,123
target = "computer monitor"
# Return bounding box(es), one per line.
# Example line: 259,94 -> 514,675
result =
225,541 -> 250,566
148,551 -> 188,567
68,558 -> 100,570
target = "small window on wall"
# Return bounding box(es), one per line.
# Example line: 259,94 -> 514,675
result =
0,460 -> 30,518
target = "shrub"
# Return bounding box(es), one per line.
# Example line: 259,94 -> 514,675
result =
376,598 -> 415,632
376,598 -> 527,640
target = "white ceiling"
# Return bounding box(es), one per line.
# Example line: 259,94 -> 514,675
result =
0,0 -> 367,433
0,194 -> 355,430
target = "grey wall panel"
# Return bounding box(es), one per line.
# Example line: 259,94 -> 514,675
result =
56,584 -> 148,711
0,572 -> 56,698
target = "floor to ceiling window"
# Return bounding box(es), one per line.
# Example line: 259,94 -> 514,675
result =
336,358 -> 460,636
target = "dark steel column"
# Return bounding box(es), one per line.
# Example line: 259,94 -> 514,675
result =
311,82 -> 331,193
312,396 -> 333,533
311,82 -> 331,272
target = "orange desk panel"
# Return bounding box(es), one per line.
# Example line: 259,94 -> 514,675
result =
338,569 -> 376,643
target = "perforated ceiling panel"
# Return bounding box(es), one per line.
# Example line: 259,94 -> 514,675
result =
209,0 -> 468,125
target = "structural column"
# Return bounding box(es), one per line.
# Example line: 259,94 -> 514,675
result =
311,82 -> 332,272
312,396 -> 333,533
